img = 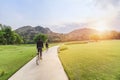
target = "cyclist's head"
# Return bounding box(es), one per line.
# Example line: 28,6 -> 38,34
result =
38,38 -> 41,41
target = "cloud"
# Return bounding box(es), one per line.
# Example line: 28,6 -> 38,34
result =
49,23 -> 88,33
109,11 -> 120,31
93,0 -> 120,8
92,0 -> 120,31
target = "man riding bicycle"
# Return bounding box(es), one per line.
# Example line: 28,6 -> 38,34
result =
36,38 -> 43,65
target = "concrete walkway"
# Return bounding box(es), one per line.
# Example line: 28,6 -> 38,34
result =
8,46 -> 68,80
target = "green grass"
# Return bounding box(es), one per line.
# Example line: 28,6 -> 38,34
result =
64,41 -> 88,45
59,40 -> 120,80
0,44 -> 37,80
0,43 -> 58,80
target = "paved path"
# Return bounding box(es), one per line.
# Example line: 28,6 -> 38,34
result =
8,46 -> 68,80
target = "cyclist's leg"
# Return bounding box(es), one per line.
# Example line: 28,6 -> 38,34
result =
40,48 -> 42,60
46,46 -> 48,51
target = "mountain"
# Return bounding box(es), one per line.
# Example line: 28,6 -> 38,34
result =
15,26 -> 98,43
16,25 -> 119,43
15,26 -> 53,34
65,28 -> 120,41
15,25 -> 61,43
65,28 -> 98,41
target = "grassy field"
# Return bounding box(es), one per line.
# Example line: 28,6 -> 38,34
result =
59,40 -> 120,80
0,43 -> 58,80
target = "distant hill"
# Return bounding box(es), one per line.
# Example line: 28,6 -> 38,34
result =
65,28 -> 120,41
15,26 -> 98,43
15,25 -> 53,34
65,28 -> 98,41
15,26 -> 61,43
15,26 -> 120,43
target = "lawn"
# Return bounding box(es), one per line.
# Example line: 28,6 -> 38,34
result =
59,40 -> 120,80
0,43 -> 58,80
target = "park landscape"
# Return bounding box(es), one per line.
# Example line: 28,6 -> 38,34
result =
0,23 -> 120,80
1,0 -> 120,80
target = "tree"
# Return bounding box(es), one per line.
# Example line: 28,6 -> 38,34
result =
0,24 -> 23,45
0,24 -> 6,44
14,32 -> 23,44
34,33 -> 48,42
0,30 -> 5,44
110,31 -> 119,39
90,34 -> 100,42
2,25 -> 13,44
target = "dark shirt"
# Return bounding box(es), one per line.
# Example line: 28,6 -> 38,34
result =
37,40 -> 43,48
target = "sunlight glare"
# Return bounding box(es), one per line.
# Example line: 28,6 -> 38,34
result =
94,21 -> 108,32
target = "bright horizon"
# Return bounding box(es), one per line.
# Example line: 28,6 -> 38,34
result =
0,0 -> 120,33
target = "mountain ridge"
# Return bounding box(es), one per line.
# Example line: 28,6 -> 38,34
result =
15,25 -> 120,43
15,25 -> 62,43
15,26 -> 98,42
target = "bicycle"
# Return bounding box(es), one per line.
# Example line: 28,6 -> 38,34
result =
36,47 -> 42,65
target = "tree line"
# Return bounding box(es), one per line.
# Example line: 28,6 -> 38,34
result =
90,31 -> 120,41
1,23 -> 120,45
0,24 -> 23,45
0,24 -> 48,45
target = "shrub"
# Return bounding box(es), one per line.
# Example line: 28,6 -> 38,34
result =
58,44 -> 68,53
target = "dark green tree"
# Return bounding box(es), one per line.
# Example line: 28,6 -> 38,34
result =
0,24 -> 23,45
0,24 -> 6,44
34,33 -> 48,42
0,30 -> 5,44
14,32 -> 23,44
2,25 -> 13,44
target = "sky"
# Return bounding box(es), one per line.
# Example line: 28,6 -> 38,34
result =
0,0 -> 120,33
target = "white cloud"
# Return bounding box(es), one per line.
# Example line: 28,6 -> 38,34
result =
91,0 -> 120,31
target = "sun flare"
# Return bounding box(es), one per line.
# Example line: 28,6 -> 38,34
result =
94,21 -> 108,32
95,26 -> 107,32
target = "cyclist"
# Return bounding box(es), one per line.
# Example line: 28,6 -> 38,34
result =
45,41 -> 49,50
36,38 -> 43,65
